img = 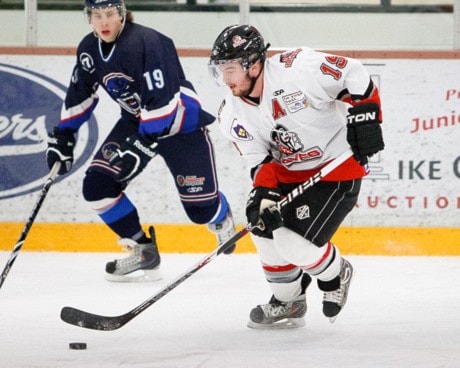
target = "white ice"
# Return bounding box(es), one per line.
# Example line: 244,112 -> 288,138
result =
0,251 -> 459,368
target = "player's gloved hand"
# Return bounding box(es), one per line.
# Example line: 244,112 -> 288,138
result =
46,127 -> 76,175
246,187 -> 283,238
346,102 -> 384,165
109,133 -> 158,184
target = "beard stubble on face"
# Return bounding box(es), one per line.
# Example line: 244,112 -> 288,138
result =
229,76 -> 253,97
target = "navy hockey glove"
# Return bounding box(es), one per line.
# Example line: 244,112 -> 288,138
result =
46,127 -> 75,175
346,102 -> 384,165
246,187 -> 283,239
109,133 -> 158,184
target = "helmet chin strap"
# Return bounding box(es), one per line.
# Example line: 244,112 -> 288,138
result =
243,65 -> 264,98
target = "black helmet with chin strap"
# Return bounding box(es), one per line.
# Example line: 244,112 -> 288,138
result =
209,25 -> 270,69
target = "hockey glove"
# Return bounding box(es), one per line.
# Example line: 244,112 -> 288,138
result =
246,187 -> 284,239
109,133 -> 158,184
46,127 -> 76,175
346,102 -> 385,165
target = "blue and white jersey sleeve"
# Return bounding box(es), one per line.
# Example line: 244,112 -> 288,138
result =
136,31 -> 214,138
59,41 -> 99,132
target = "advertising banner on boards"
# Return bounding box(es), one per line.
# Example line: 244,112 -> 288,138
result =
0,55 -> 458,249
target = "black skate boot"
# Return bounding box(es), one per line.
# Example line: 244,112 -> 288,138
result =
105,226 -> 162,282
320,258 -> 354,323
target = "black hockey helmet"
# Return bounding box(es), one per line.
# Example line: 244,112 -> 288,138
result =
209,25 -> 270,69
84,0 -> 127,21
84,0 -> 124,8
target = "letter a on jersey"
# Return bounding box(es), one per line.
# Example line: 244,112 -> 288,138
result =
271,98 -> 287,120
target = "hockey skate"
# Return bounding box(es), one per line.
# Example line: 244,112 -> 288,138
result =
322,258 -> 354,323
105,226 -> 162,282
207,208 -> 237,254
247,274 -> 311,330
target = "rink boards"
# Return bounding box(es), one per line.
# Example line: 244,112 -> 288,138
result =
1,223 -> 459,255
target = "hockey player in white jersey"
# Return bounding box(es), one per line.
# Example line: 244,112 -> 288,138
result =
208,25 -> 384,328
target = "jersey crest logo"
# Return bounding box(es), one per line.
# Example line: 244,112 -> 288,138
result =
103,72 -> 141,116
271,125 -> 303,155
230,119 -> 253,141
271,125 -> 322,166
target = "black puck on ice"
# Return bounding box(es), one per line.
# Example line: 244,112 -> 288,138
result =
69,342 -> 87,350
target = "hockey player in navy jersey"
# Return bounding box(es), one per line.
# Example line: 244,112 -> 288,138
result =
46,0 -> 237,282
208,25 -> 384,328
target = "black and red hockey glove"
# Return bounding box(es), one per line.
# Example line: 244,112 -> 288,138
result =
346,102 -> 384,165
246,187 -> 283,239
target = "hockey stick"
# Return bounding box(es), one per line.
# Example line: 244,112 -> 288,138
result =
60,149 -> 353,331
0,162 -> 61,291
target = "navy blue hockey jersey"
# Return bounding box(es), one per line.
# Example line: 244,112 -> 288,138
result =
59,22 -> 215,138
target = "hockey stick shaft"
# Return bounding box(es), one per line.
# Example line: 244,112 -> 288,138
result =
0,162 -> 61,291
61,227 -> 251,331
60,149 -> 352,331
276,149 -> 354,211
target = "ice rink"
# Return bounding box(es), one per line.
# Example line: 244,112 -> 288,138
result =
0,251 -> 458,368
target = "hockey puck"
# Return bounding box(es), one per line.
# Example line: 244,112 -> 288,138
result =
69,342 -> 87,350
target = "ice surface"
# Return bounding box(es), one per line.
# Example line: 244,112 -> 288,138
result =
0,251 -> 458,368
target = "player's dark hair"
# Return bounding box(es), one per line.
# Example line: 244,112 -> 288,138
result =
126,10 -> 133,23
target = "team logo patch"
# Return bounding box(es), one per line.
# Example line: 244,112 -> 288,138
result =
230,119 -> 253,141
271,125 -> 323,166
282,91 -> 309,113
271,125 -> 303,155
232,35 -> 247,48
296,205 -> 310,220
101,142 -> 119,160
79,52 -> 95,73
176,175 -> 205,193
280,49 -> 302,68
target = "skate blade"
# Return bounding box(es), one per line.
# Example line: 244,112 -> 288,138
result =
105,268 -> 163,283
247,317 -> 305,330
328,268 -> 355,324
329,316 -> 338,323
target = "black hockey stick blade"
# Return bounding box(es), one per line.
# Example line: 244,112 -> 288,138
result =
60,227 -> 250,331
60,307 -> 128,331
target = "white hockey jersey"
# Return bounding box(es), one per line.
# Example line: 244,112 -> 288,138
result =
217,47 -> 379,186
